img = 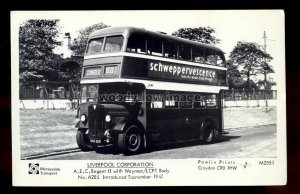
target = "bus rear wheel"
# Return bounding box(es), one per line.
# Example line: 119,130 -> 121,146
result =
202,122 -> 215,144
118,125 -> 143,155
76,129 -> 93,151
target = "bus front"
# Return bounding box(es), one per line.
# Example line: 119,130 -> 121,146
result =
75,28 -> 146,154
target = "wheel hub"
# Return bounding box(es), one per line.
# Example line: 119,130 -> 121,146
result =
128,134 -> 138,146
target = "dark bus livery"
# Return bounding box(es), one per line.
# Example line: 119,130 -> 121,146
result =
76,26 -> 228,154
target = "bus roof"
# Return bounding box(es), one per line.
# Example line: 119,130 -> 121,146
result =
89,26 -> 224,53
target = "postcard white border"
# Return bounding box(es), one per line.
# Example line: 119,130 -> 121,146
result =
11,10 -> 286,186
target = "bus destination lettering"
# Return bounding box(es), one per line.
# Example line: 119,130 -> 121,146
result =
148,61 -> 218,84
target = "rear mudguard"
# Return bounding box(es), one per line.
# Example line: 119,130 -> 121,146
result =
200,117 -> 219,139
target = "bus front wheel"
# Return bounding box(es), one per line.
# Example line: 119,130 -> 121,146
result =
202,122 -> 216,144
76,129 -> 93,151
118,125 -> 143,155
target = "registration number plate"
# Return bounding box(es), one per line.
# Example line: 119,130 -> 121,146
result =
90,139 -> 101,143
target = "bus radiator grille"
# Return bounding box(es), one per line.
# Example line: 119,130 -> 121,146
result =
88,104 -> 105,139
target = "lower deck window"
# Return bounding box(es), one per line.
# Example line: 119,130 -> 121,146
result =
147,92 -> 219,109
150,101 -> 163,108
206,94 -> 217,107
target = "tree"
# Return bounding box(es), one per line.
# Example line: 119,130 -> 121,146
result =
227,62 -> 259,89
171,27 -> 220,45
58,58 -> 82,83
70,23 -> 110,56
229,42 -> 273,89
19,19 -> 62,81
260,61 -> 274,89
227,61 -> 243,89
257,79 -> 276,90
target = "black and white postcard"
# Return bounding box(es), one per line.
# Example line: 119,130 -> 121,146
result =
11,10 -> 286,186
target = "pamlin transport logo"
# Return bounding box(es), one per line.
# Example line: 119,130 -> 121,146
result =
28,163 -> 39,174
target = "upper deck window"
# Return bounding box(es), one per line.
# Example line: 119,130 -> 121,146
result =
125,31 -> 225,67
147,36 -> 163,56
216,52 -> 225,66
192,47 -> 205,63
103,36 -> 124,53
86,37 -> 104,55
178,45 -> 192,61
206,50 -> 217,65
86,35 -> 123,55
164,40 -> 177,59
127,33 -> 146,54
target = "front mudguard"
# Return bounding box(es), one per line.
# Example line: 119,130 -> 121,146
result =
112,118 -> 129,132
113,118 -> 145,133
75,121 -> 88,129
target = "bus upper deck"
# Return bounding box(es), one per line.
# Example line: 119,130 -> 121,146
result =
81,26 -> 228,91
85,26 -> 225,66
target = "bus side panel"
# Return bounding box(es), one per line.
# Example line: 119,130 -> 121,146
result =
176,108 -> 198,140
146,108 -> 221,144
147,108 -> 188,144
163,109 -> 182,141
205,108 -> 221,133
137,101 -> 147,132
146,109 -> 167,144
188,108 -> 205,139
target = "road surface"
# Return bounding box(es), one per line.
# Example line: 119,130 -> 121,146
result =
41,125 -> 277,160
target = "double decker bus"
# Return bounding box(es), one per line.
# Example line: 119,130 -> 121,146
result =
75,26 -> 228,154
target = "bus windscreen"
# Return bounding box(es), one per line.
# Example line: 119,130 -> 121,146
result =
86,35 -> 123,55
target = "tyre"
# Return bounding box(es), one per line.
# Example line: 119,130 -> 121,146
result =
202,122 -> 215,144
76,129 -> 93,151
118,125 -> 143,155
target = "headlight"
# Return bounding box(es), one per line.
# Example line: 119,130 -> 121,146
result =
105,115 -> 111,122
80,114 -> 87,123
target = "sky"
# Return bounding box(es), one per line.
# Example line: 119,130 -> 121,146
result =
12,10 -> 285,83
